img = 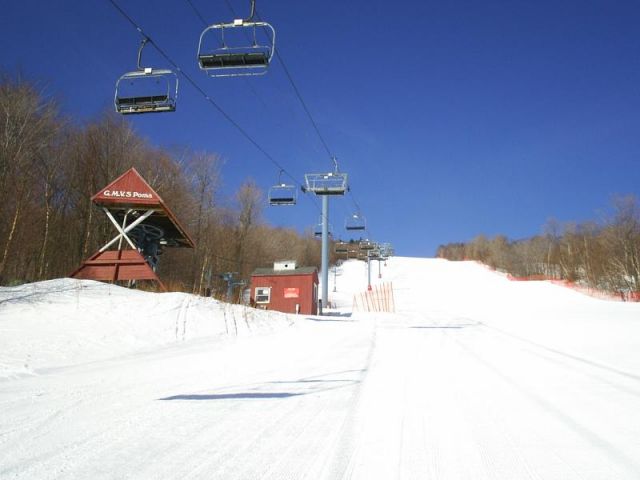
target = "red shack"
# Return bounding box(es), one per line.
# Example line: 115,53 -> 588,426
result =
250,261 -> 319,315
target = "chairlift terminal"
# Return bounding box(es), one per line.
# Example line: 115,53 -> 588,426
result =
303,172 -> 348,196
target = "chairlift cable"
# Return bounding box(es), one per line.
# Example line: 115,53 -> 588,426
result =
254,9 -> 335,164
184,0 -> 318,207
188,3 -> 372,235
184,0 -> 208,25
274,48 -> 334,161
259,7 -> 374,236
187,0 -> 320,209
224,3 -> 368,228
108,0 -> 280,175
216,0 -> 319,174
107,0 -> 321,213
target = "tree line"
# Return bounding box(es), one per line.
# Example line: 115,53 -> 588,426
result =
0,74 -> 327,296
436,196 -> 640,298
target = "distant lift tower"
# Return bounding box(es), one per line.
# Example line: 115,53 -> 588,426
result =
303,166 -> 348,312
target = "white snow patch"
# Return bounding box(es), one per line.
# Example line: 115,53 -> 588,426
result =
0,278 -> 293,379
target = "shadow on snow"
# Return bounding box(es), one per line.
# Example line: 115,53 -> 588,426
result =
158,369 -> 365,402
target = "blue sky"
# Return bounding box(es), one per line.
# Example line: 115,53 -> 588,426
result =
1,0 -> 639,257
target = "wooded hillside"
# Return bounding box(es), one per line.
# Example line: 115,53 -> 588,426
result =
0,75 -> 326,295
437,198 -> 640,298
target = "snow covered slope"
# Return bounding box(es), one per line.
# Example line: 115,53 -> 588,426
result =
0,279 -> 293,379
382,257 -> 640,372
1,258 -> 639,480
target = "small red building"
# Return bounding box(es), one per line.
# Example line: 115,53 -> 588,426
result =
250,261 -> 319,315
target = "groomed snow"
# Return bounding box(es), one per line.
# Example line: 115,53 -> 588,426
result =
1,258 -> 639,479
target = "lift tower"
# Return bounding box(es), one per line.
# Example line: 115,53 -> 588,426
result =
303,164 -> 347,312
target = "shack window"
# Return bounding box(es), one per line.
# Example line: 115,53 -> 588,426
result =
255,287 -> 271,304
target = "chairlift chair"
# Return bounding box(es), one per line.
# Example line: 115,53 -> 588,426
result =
368,248 -> 381,260
268,171 -> 297,206
359,240 -> 376,251
379,242 -> 394,258
335,241 -> 349,254
345,213 -> 366,231
269,184 -> 297,205
115,39 -> 178,115
314,219 -> 333,237
197,0 -> 275,78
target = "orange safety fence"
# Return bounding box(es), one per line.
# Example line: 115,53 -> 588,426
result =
352,282 -> 396,312
506,273 -> 639,302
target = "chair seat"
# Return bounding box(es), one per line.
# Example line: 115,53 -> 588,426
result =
199,52 -> 268,69
313,190 -> 346,196
270,197 -> 295,204
117,95 -> 169,106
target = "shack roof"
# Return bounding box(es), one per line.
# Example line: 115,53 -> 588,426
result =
91,167 -> 195,249
251,266 -> 318,277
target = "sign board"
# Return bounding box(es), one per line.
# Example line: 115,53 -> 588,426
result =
92,168 -> 159,207
283,287 -> 300,299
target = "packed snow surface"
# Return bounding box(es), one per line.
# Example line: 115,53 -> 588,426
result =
1,258 -> 639,479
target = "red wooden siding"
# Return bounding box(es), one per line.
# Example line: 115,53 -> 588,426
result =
250,271 -> 318,315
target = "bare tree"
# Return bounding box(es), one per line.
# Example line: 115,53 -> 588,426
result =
0,75 -> 60,282
233,180 -> 263,277
602,196 -> 640,294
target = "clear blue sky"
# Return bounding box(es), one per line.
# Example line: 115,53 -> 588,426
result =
1,0 -> 639,257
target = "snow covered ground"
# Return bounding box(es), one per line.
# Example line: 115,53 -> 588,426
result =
1,258 -> 639,479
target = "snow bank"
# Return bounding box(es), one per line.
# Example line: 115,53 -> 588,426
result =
0,278 -> 294,379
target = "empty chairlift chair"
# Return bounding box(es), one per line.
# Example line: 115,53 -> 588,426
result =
115,39 -> 178,115
197,0 -> 275,77
359,240 -> 376,251
314,218 -> 333,237
335,241 -> 349,254
268,171 -> 297,206
368,248 -> 381,260
345,213 -> 366,231
379,242 -> 394,259
269,184 -> 297,205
